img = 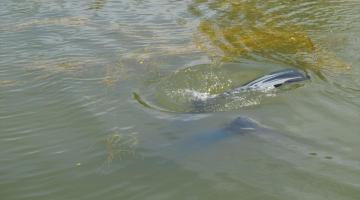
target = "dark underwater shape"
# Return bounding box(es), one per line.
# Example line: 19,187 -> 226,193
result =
224,116 -> 260,133
167,116 -> 264,156
191,116 -> 261,143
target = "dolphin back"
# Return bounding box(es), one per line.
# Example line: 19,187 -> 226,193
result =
192,69 -> 309,112
240,69 -> 310,91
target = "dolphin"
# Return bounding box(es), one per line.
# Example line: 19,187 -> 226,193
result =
163,116 -> 260,156
192,69 -> 309,112
228,68 -> 309,92
133,68 -> 310,113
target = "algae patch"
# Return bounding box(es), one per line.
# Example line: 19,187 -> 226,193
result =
0,80 -> 17,87
190,0 -> 351,74
105,132 -> 139,163
15,16 -> 89,30
88,0 -> 107,10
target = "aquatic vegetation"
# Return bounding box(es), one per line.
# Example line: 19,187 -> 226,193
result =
105,132 -> 139,163
57,62 -> 82,71
25,59 -> 97,81
29,60 -> 85,74
15,16 -> 89,30
101,64 -> 130,87
88,0 -> 107,10
176,18 -> 188,26
0,80 -> 17,87
122,44 -> 201,61
309,152 -> 334,160
196,20 -> 315,59
190,0 -> 351,74
324,156 -> 333,160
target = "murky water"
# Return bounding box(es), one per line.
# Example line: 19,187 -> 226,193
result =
1,0 -> 360,199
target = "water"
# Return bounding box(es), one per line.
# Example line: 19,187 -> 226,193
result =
1,0 -> 360,199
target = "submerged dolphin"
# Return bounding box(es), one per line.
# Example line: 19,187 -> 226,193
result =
186,116 -> 260,145
166,116 -> 266,156
164,116 -> 255,147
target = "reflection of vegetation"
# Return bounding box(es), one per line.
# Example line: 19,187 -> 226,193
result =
105,132 -> 139,163
189,0 -> 351,75
89,0 -> 107,10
